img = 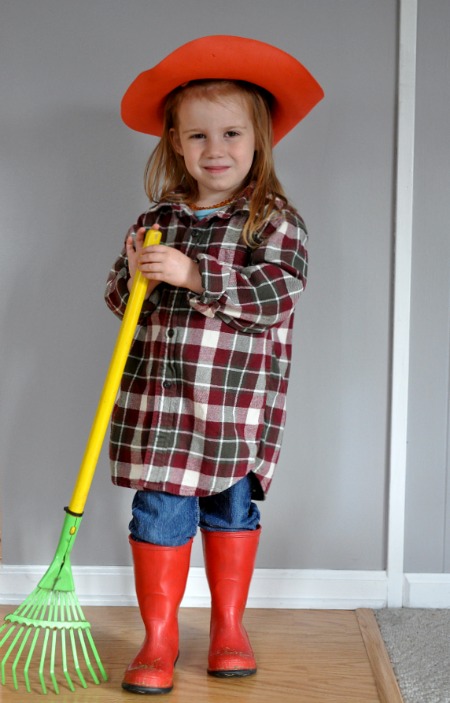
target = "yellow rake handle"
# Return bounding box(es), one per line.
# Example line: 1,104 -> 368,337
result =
67,228 -> 161,515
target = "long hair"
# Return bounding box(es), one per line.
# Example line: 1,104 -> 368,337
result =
144,80 -> 287,248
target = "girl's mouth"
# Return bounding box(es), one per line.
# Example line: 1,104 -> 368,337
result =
204,166 -> 230,174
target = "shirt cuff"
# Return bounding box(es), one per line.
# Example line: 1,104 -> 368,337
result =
188,254 -> 230,316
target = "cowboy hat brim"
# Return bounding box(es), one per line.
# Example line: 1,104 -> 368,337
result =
121,35 -> 324,145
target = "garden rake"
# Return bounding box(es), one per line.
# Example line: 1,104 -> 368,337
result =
0,228 -> 161,695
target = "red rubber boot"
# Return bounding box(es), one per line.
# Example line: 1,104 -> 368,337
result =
122,536 -> 193,695
202,527 -> 261,677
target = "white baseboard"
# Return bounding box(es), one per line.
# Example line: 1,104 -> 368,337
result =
3,566 -> 449,609
0,565 -> 387,609
403,573 -> 450,608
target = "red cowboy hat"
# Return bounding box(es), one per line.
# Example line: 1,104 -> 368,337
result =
121,35 -> 324,145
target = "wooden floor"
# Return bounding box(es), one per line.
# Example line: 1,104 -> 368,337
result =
0,606 -> 403,702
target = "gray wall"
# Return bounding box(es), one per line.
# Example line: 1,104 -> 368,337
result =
404,0 -> 450,573
1,0 -> 445,575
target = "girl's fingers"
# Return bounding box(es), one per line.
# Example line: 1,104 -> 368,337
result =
134,228 -> 146,252
139,246 -> 165,264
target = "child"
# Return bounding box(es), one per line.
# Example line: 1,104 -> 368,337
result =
105,35 -> 323,695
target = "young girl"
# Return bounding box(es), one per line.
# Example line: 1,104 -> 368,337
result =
105,35 -> 323,695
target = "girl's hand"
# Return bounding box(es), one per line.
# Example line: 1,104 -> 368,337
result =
126,225 -> 161,294
138,242 -> 204,294
126,226 -> 157,279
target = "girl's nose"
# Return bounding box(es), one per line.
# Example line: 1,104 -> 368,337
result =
205,136 -> 225,157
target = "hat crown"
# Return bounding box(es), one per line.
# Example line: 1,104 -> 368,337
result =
121,35 -> 324,144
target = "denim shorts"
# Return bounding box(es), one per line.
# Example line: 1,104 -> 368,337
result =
129,474 -> 261,546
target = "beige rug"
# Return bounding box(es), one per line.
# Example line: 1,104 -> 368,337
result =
375,608 -> 450,703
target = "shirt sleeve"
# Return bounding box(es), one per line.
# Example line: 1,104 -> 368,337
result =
188,211 -> 308,333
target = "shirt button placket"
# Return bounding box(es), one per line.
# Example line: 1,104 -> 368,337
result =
162,327 -> 176,390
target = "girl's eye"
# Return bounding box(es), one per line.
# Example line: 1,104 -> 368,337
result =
225,130 -> 240,138
190,133 -> 206,140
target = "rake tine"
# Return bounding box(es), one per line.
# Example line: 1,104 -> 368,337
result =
1,627 -> 13,684
85,628 -> 108,682
50,628 -> 60,695
1,626 -> 24,686
61,629 -> 75,692
69,628 -> 87,689
39,628 -> 51,695
12,627 -> 32,690
20,588 -> 43,622
70,593 -> 106,684
62,596 -> 82,689
67,595 -> 88,688
59,596 -> 75,692
68,596 -> 99,685
0,623 -> 14,646
77,630 -> 99,685
0,622 -> 17,647
24,628 -> 41,693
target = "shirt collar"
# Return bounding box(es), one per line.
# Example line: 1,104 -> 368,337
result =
148,185 -> 254,221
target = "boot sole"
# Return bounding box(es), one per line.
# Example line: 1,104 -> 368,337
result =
122,681 -> 173,695
208,668 -> 257,678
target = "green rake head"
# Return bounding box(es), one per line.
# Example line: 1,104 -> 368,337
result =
0,512 -> 107,694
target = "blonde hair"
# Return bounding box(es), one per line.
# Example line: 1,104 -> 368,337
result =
144,80 -> 287,248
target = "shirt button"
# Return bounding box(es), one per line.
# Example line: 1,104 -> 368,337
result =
191,230 -> 199,238
167,328 -> 175,338
162,380 -> 172,389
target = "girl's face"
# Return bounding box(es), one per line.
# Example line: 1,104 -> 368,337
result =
171,92 -> 255,206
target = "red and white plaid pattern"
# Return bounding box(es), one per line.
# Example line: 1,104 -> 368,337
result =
105,191 -> 308,498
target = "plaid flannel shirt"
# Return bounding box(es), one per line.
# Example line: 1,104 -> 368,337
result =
104,190 -> 308,498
